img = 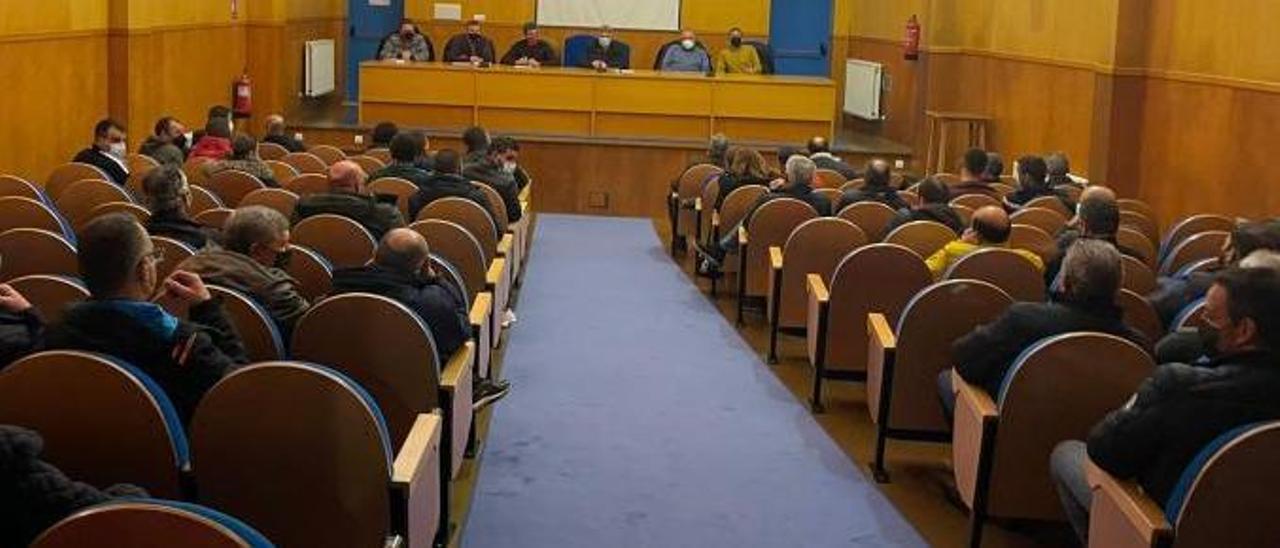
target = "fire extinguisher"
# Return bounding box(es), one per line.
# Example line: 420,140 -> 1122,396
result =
233,72 -> 253,118
904,15 -> 921,61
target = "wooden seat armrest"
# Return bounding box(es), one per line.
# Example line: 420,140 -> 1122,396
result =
390,413 -> 443,548
867,313 -> 896,350
806,274 -> 829,304
497,234 -> 514,257
1086,459 -> 1172,547
806,275 -> 830,365
694,197 -> 702,212
519,186 -> 530,203
469,293 -> 493,330
439,342 -> 475,479
738,225 -> 748,246
953,375 -> 997,506
866,313 -> 897,424
712,210 -> 721,229
768,246 -> 784,271
469,293 -> 493,378
485,259 -> 504,290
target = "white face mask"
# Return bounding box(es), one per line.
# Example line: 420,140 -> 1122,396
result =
598,36 -> 612,47
108,142 -> 127,159
228,121 -> 235,133
681,39 -> 695,50
502,161 -> 517,174
182,132 -> 195,149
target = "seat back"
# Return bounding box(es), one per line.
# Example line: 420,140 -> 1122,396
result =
194,208 -> 234,230
86,202 -> 151,229
0,174 -> 46,202
417,197 -> 498,264
151,236 -> 196,281
369,177 -> 418,219
284,173 -> 331,196
7,275 -> 88,324
1023,195 -> 1071,217
774,218 -> 866,328
208,285 -> 285,362
944,248 -> 1047,301
951,194 -> 1001,210
283,245 -> 333,301
204,170 -> 267,207
292,214 -> 377,268
1117,289 -> 1163,343
1118,227 -> 1158,269
563,34 -> 596,68
1120,211 -> 1160,248
983,333 -> 1153,520
813,169 -> 846,189
745,40 -> 775,73
698,176 -> 721,243
1161,214 -> 1234,260
952,204 -> 975,226
257,142 -> 289,161
1054,184 -> 1082,203
183,157 -> 213,187
676,164 -> 723,238
0,229 -> 77,282
884,220 -> 956,259
46,163 -> 111,201
719,185 -> 768,237
1117,198 -> 1155,220
743,198 -> 818,297
1171,298 -> 1209,331
188,185 -> 225,215
32,500 -> 273,548
0,196 -> 74,239
308,145 -> 347,166
366,148 -> 393,164
1160,231 -> 1229,276
1166,422 -> 1280,546
1010,207 -> 1067,235
281,152 -> 329,175
0,351 -> 188,498
348,155 -> 386,176
409,220 -> 486,299
471,181 -> 510,235
816,244 -> 931,372
934,173 -> 962,186
264,160 -> 299,185
839,178 -> 865,192
239,188 -> 300,220
874,280 -> 1011,432
1008,223 -> 1056,263
837,201 -> 898,241
1121,254 -> 1158,295
55,179 -> 136,232
191,362 -> 395,548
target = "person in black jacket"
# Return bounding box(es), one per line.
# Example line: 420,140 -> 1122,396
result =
949,148 -> 1002,199
141,165 -> 217,250
1149,219 -> 1280,328
41,214 -> 249,425
1004,154 -> 1070,210
1,424 -> 149,547
408,149 -> 492,221
806,136 -> 859,181
835,159 -> 907,213
463,136 -> 525,224
263,114 -> 305,153
885,176 -> 965,234
1051,267 -> 1280,544
0,283 -> 41,369
1042,185 -> 1122,285
443,19 -> 496,64
501,22 -> 559,67
981,152 -> 1004,183
713,147 -> 773,209
937,239 -> 1148,416
72,119 -> 129,186
369,121 -> 399,151
331,229 -> 510,409
294,160 -> 406,239
582,26 -> 629,69
370,132 -> 433,190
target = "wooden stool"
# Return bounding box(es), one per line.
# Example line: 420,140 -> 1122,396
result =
925,111 -> 991,174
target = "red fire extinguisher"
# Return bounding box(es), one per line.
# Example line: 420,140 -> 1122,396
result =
233,73 -> 253,118
904,15 -> 921,61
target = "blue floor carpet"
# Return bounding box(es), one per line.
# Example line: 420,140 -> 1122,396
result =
463,215 -> 925,548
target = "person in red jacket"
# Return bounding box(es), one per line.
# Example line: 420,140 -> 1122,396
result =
188,118 -> 233,162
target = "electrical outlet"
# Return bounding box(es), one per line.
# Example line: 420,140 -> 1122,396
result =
293,132 -> 304,142
587,191 -> 609,209
894,159 -> 906,170
354,135 -> 364,145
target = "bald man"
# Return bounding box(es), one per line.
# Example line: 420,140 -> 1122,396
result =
1044,185 -> 1123,285
262,114 -> 305,153
925,205 -> 1045,278
292,160 -> 404,238
807,135 -> 859,180
331,228 -> 510,409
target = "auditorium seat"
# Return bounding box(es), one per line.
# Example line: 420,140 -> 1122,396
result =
55,179 -> 136,232
264,159 -> 299,185
837,201 -> 898,241
193,207 -> 234,230
884,220 -> 956,259
125,153 -> 159,176
1120,254 -> 1158,295
1087,421 -> 1280,548
839,178 -> 865,192
1117,198 -> 1156,220
1175,257 -> 1219,278
805,243 -> 931,412
694,176 -> 720,244
203,170 -> 267,207
283,244 -> 333,301
188,185 -> 225,216
767,217 -> 866,362
866,279 -> 1012,481
208,285 -> 285,362
1171,298 -> 1209,331
7,274 -> 88,324
1117,289 -> 1164,343
671,164 -> 723,252
702,185 -> 767,295
951,194 -> 1001,210
292,214 -> 377,268
813,169 -> 846,189
86,202 -> 151,230
952,204 -> 975,226
0,351 -> 189,498
0,197 -> 75,240
1117,227 -> 1159,269
283,173 -> 329,196
191,362 -> 443,548
736,198 -> 819,324
280,152 -> 328,175
257,142 -> 289,161
368,177 -> 418,219
0,229 -> 78,282
348,154 -> 387,175
1159,231 -> 1230,276
183,157 -> 212,188
0,174 -> 47,202
1055,184 -> 1082,203
1023,195 -> 1072,217
415,198 -> 513,339
1120,211 -> 1160,247
429,250 -> 494,380
950,333 -> 1153,546
1010,207 -> 1067,236
151,236 -> 196,281
471,181 -> 511,244
990,182 -> 1015,197
31,499 -> 273,548
934,173 -> 962,187
1008,224 -> 1056,263
46,163 -> 110,201
944,248 -> 1047,302
366,148 -> 393,165
409,220 -> 487,299
239,188 -> 299,220
1160,214 -> 1234,260
307,145 -> 347,166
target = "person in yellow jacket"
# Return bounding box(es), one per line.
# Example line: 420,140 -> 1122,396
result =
715,28 -> 762,75
926,205 -> 1044,278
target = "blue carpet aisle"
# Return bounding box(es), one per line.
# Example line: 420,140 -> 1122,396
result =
463,215 -> 925,548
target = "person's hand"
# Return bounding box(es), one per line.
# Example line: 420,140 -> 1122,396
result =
592,60 -> 606,69
0,284 -> 32,314
529,58 -> 541,68
400,49 -> 412,61
153,270 -> 211,317
768,177 -> 786,190
960,228 -> 980,244
470,56 -> 483,64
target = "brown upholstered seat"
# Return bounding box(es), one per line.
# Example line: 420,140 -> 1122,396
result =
238,188 -> 300,220
151,236 -> 196,280
0,197 -> 71,237
55,179 -> 136,232
1008,223 -> 1056,263
32,500 -> 264,548
307,144 -> 347,166
1160,231 -> 1229,276
367,148 -> 393,164
409,220 -> 487,299
86,202 -> 151,230
193,208 -> 234,230
837,201 -> 898,241
264,159 -> 299,185
766,218 -> 867,362
884,220 -> 956,260
1161,214 -> 1234,259
208,284 -> 284,362
0,228 -> 77,282
1023,195 -> 1071,217
1118,227 -> 1158,269
292,214 -> 377,268
0,174 -> 45,201
1120,210 -> 1160,248
256,141 -> 289,161
281,152 -> 328,175
188,185 -> 224,215
348,154 -> 387,175
736,197 -> 819,324
46,163 -> 110,201
283,244 -> 333,301
369,177 -> 418,219
203,169 -> 266,207
7,274 -> 88,324
951,194 -> 1001,210
416,197 -> 499,264
283,173 -> 330,196
1010,207 -> 1067,236
814,168 -> 846,189
944,248 -> 1047,301
1118,289 -> 1164,343
1121,254 -> 1158,295
673,164 -> 723,244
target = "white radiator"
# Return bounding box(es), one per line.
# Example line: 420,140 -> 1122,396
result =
844,59 -> 885,120
304,39 -> 336,97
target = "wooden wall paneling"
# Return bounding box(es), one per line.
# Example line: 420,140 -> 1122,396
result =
406,0 -> 770,34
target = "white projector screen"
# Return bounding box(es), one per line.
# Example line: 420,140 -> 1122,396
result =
536,0 -> 681,31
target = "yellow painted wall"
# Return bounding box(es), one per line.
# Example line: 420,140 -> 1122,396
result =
407,0 -> 770,34
0,0 -> 109,34
1141,0 -> 1280,82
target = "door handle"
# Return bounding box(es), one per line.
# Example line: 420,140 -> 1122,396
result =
819,42 -> 829,58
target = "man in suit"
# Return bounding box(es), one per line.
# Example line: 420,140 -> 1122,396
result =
379,19 -> 433,61
501,22 -> 558,67
443,19 -> 496,64
806,136 -> 859,180
294,161 -> 405,239
1051,266 -> 1280,544
263,114 -> 305,153
582,25 -> 629,70
72,119 -> 129,186
949,148 -> 1002,199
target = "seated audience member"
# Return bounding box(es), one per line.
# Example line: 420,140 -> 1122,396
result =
777,146 -> 804,171
443,19 -> 496,64
294,161 -> 405,239
369,121 -> 399,151
1149,219 -> 1280,327
886,176 -> 965,234
189,105 -> 230,146
582,25 -> 629,70
1,424 -> 149,547
949,148 -> 1001,199
502,22 -> 558,67
981,152 -> 1004,183
715,27 -> 762,74
188,118 -> 233,162
409,149 -> 491,220
379,19 -> 433,61
43,214 -> 248,423
1051,267 -> 1280,544
660,30 -> 711,73
463,136 -> 526,224
204,133 -> 278,187
925,205 -> 1044,278
1004,155 -> 1069,209
938,239 -> 1144,415
263,114 -> 305,153
139,116 -> 189,167
1155,249 -> 1280,365
713,147 -> 773,209
331,229 -> 510,409
1046,151 -> 1086,188
836,159 -> 907,212
142,165 -> 216,250
178,206 -> 310,338
698,155 -> 830,276
73,119 -> 129,186
462,126 -> 491,166
0,283 -> 41,368
807,136 -> 859,180
670,134 -> 731,201
370,132 -> 433,189
1043,185 -> 1123,284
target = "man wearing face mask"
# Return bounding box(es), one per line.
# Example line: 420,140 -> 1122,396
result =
715,27 -> 762,75
379,20 -> 434,62
582,25 -> 629,70
177,206 -> 311,340
139,116 -> 190,168
463,136 -> 525,223
501,22 -> 558,67
1050,266 -> 1280,544
660,30 -> 711,73
443,19 -> 496,64
73,119 -> 130,186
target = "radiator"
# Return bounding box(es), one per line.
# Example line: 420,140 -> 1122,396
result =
304,39 -> 336,97
844,59 -> 885,120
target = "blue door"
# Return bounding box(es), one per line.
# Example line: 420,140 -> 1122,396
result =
769,0 -> 834,76
347,0 -> 405,101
